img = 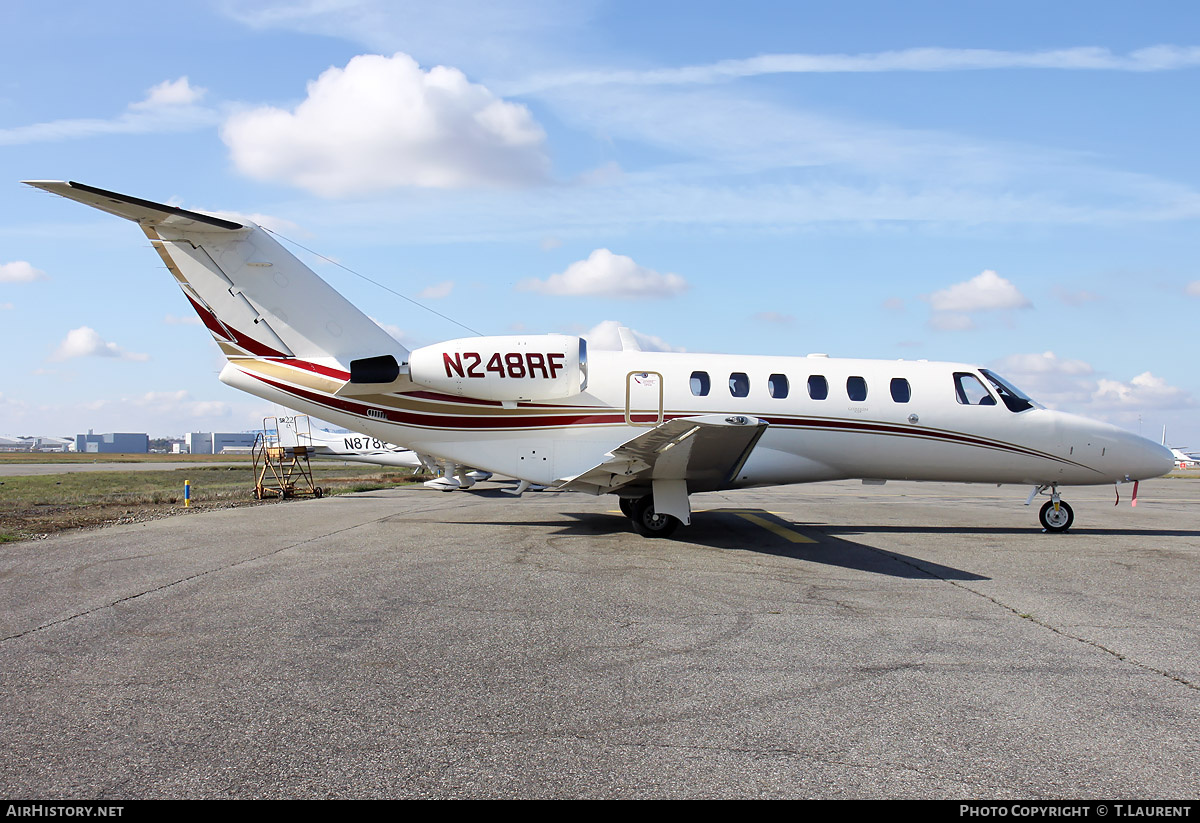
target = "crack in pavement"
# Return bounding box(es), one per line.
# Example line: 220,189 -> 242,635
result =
882,551 -> 1200,692
0,503 -> 455,644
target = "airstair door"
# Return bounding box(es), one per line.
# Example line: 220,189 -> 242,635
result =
625,371 -> 664,426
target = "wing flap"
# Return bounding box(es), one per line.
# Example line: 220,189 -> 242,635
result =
556,414 -> 767,496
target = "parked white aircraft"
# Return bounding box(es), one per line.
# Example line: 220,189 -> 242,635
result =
272,415 -> 423,468
28,181 -> 1174,536
271,414 -> 494,489
1161,428 -> 1199,470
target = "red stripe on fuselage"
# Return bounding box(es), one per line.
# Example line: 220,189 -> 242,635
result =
237,365 -> 1093,471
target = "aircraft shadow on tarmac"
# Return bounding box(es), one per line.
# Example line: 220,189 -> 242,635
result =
436,507 -> 991,581
818,524 -> 1200,538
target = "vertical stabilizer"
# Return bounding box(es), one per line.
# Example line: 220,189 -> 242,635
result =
23,181 -> 408,371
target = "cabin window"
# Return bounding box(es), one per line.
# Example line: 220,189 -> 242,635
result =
768,374 -> 789,399
729,372 -> 750,398
847,376 -> 868,402
808,375 -> 828,400
954,372 -> 996,406
890,378 -> 911,403
690,371 -> 710,397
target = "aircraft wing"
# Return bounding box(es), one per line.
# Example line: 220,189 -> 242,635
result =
556,414 -> 768,497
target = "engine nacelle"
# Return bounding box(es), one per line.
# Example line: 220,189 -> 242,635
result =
408,335 -> 588,402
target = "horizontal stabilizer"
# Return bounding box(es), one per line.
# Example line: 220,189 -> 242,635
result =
556,414 -> 768,496
24,181 -> 244,231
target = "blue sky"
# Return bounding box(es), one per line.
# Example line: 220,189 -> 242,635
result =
1,0 -> 1198,446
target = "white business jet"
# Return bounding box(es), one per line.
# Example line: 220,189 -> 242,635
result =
27,181 -> 1173,536
1161,429 -> 1199,470
269,414 -> 425,468
267,414 -> 495,490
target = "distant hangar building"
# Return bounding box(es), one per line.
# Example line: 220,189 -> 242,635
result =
185,432 -> 258,454
75,432 -> 149,454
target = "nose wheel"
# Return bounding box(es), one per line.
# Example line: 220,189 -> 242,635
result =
1038,499 -> 1074,533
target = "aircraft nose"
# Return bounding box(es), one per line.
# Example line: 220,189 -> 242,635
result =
1114,430 -> 1175,480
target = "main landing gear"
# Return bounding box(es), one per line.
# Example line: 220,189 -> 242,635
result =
1030,484 -> 1074,533
619,495 -> 680,538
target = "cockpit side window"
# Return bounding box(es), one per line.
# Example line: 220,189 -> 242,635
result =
954,372 -> 996,406
979,369 -> 1037,413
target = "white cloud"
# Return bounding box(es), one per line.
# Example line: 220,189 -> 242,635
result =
417,281 -> 454,299
221,52 -> 549,196
127,390 -> 231,419
518,248 -> 688,299
990,351 -> 1097,411
928,270 -> 1031,312
1186,281 -> 1200,297
924,270 -> 1031,331
991,352 -> 1193,418
164,314 -> 202,326
0,302 -> 12,311
130,77 -> 206,109
582,320 -> 684,353
220,0 -> 591,79
0,261 -> 47,283
0,77 -> 218,146
370,317 -> 411,345
50,327 -> 150,362
1092,372 -> 1194,411
202,210 -> 304,235
518,46 -> 1200,93
995,351 -> 1094,376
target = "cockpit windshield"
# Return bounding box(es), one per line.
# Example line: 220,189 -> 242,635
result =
979,369 -> 1040,413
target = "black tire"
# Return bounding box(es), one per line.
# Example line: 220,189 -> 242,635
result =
630,496 -> 679,539
1039,500 -> 1074,533
314,487 -> 324,498
618,497 -> 635,518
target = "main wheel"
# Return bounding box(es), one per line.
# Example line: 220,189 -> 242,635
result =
1039,500 -> 1074,533
618,497 -> 635,518
630,496 -> 679,539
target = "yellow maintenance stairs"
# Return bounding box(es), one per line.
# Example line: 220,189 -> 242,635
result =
251,415 -> 324,500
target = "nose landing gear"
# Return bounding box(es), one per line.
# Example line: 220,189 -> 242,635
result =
1038,499 -> 1074,532
1029,484 -> 1074,533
